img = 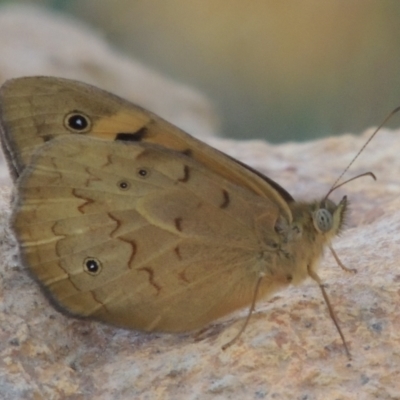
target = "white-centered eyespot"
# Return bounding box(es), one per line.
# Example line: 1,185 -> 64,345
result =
137,168 -> 150,178
64,111 -> 92,133
117,180 -> 131,190
83,257 -> 102,276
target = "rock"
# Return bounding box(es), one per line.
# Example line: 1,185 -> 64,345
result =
0,127 -> 399,399
0,5 -> 219,141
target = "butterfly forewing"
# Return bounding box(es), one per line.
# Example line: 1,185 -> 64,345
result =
0,76 -> 292,221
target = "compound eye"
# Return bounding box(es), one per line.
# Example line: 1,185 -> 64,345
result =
314,209 -> 333,232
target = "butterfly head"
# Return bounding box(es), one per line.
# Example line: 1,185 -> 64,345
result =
312,196 -> 348,239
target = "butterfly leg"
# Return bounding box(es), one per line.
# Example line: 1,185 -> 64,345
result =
308,266 -> 351,360
221,274 -> 264,350
329,245 -> 357,273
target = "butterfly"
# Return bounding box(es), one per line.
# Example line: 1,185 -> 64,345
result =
0,76 -> 361,357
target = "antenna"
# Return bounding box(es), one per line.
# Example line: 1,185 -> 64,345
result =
327,106 -> 400,195
321,106 -> 400,358
324,172 -> 376,200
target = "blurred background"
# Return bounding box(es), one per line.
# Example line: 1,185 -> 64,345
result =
1,0 -> 400,142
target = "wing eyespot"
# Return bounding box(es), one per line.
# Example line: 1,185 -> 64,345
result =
137,168 -> 150,178
117,180 -> 131,190
84,257 -> 102,276
64,111 -> 92,133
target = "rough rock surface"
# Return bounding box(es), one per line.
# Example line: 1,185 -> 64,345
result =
0,5 -> 399,400
1,128 -> 400,399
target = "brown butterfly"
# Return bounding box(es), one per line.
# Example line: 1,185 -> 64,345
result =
1,76 -> 375,358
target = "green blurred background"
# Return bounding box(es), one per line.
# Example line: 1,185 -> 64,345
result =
2,0 -> 400,142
